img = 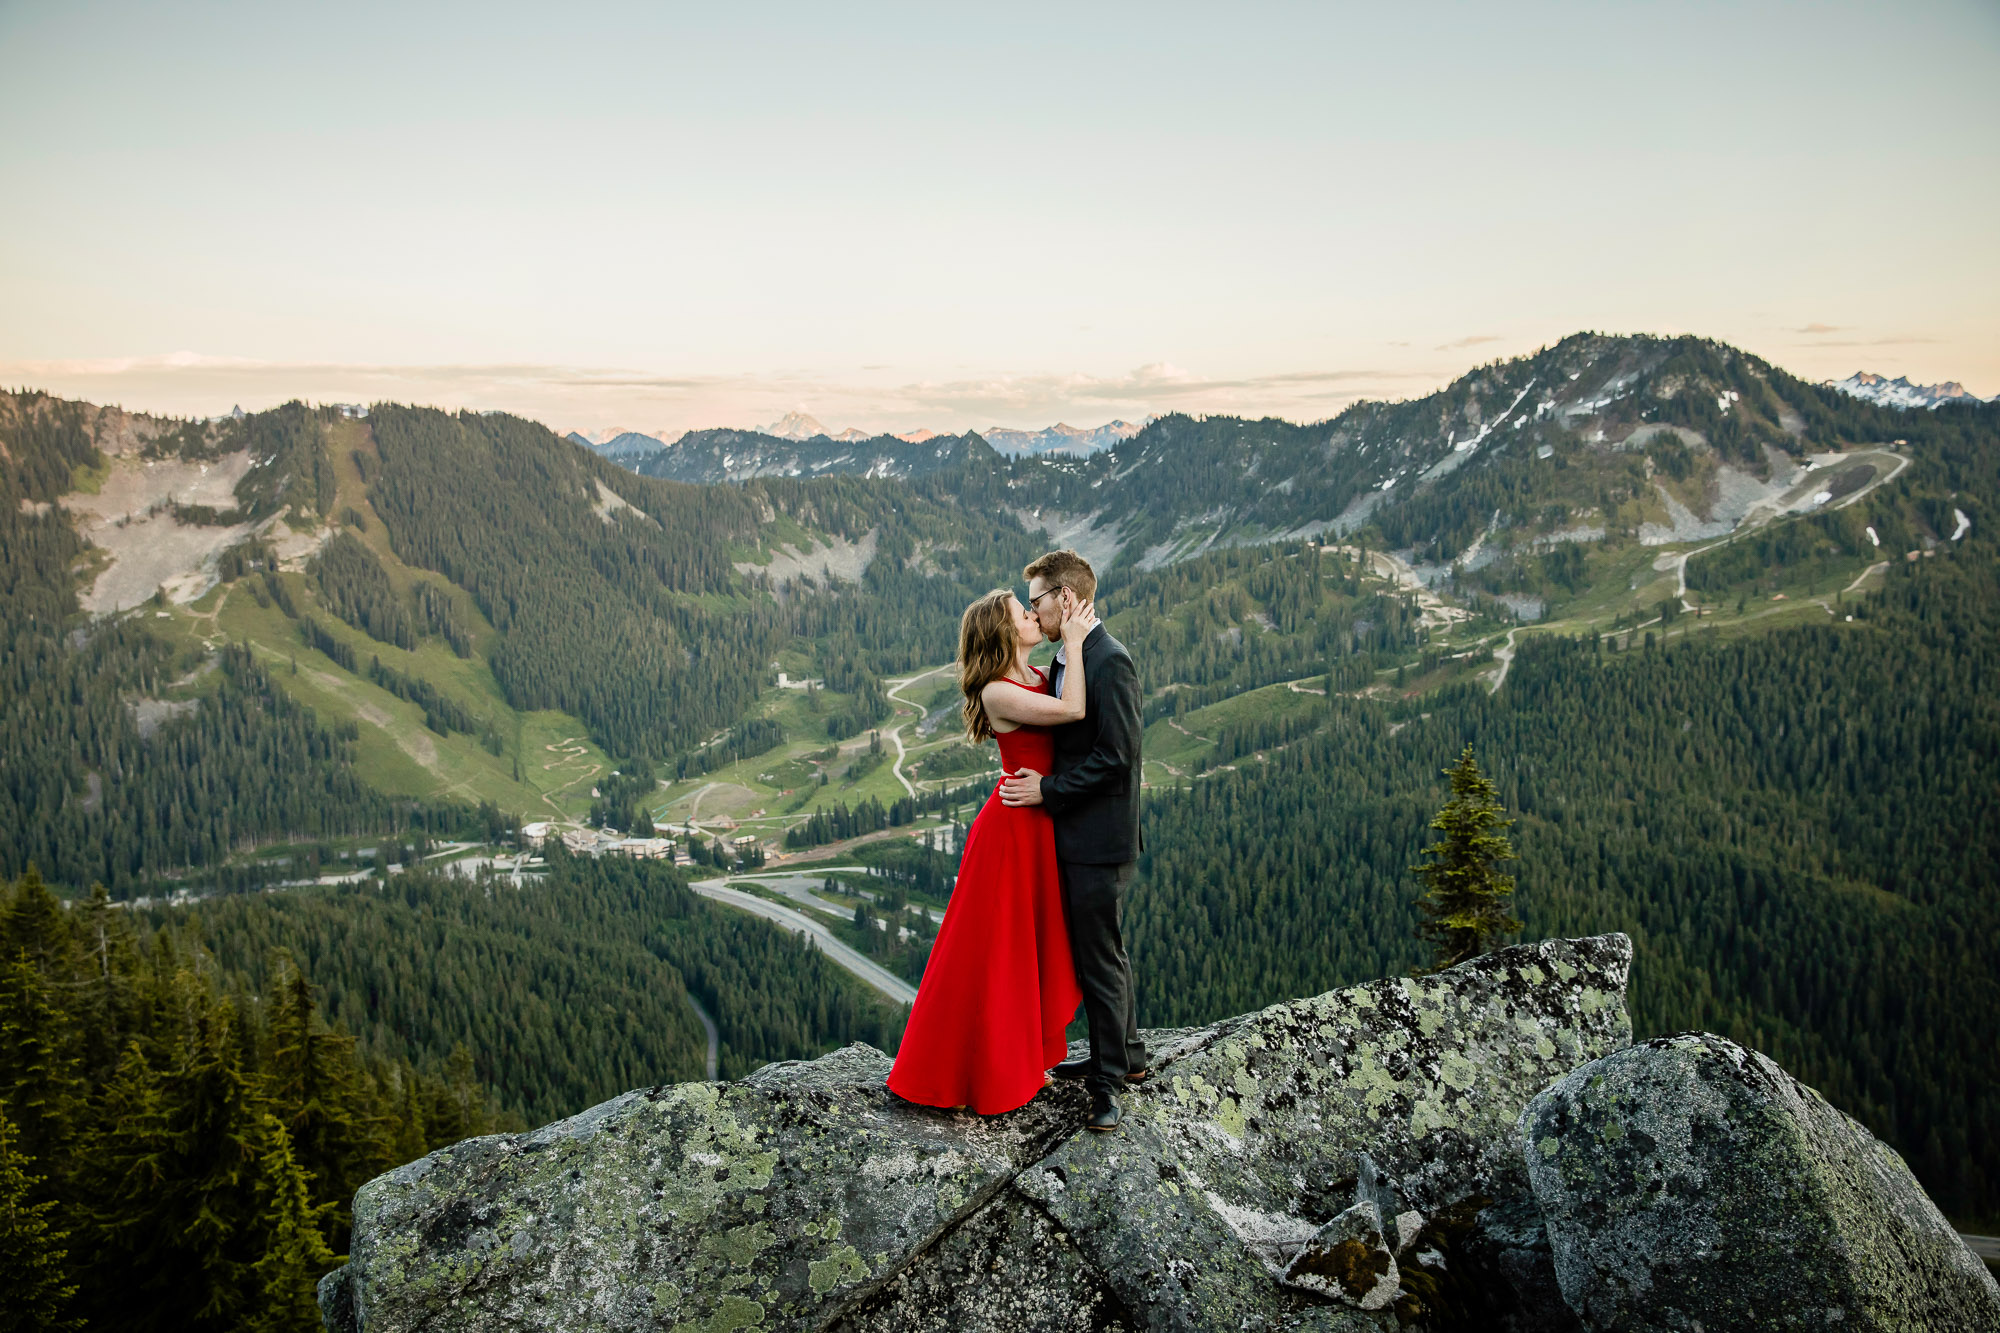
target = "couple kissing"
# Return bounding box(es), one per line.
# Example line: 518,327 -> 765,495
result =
886,549 -> 1146,1132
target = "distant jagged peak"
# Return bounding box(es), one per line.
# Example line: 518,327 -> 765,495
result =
980,416 -> 1156,457
759,411 -> 831,440
1827,371 -> 1991,411
566,428 -> 683,456
731,414 -> 1155,453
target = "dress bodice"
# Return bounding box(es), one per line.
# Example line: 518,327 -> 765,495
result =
993,670 -> 1056,775
996,722 -> 1055,776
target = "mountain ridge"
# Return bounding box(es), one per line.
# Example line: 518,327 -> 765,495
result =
1826,371 -> 1992,410
588,333 -> 1990,582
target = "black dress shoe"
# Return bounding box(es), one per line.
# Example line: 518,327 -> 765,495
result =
1086,1091 -> 1121,1132
1055,1059 -> 1151,1084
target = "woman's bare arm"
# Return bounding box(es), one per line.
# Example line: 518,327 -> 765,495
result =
985,600 -> 1096,728
984,662 -> 1085,727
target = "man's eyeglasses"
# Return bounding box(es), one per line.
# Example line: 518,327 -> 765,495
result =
1027,587 -> 1062,609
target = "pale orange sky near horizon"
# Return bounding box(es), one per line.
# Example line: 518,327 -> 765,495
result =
3,1 -> 1996,436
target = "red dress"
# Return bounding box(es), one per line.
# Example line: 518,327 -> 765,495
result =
886,674 -> 1083,1115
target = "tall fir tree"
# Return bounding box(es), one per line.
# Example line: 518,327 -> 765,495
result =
0,952 -> 83,1181
0,1103 -> 81,1333
261,955 -> 385,1248
242,1114 -> 338,1333
1411,745 -> 1522,971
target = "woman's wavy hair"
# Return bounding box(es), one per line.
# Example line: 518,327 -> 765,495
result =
958,588 -> 1023,742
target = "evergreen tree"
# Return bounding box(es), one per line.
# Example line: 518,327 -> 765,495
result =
0,1104 -> 80,1333
242,1114 -> 338,1333
1412,746 -> 1521,970
0,951 -> 81,1182
260,956 -> 386,1245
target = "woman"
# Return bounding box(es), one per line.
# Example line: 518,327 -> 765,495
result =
885,586 -> 1097,1114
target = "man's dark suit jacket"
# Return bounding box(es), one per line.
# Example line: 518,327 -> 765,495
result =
1040,624 -> 1143,865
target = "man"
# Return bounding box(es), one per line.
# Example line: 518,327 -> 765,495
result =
1000,548 -> 1147,1132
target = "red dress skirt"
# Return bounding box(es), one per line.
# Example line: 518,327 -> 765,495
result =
886,678 -> 1082,1114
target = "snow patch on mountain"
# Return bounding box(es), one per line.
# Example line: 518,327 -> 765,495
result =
1827,372 -> 1991,410
759,412 -> 831,440
982,418 -> 1154,458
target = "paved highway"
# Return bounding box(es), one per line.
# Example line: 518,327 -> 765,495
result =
688,875 -> 919,1006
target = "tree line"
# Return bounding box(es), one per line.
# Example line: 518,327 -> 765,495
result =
0,868 -> 509,1332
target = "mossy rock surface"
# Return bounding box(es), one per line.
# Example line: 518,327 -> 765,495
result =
322,936 -> 1632,1332
1013,934 -> 1634,1330
1522,1032 -> 2000,1332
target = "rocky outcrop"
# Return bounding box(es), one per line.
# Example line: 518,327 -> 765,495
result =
1521,1032 -> 2000,1332
321,934 -> 1633,1332
997,934 -> 1633,1330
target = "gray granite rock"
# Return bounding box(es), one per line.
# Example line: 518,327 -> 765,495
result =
322,936 -> 1632,1332
1522,1031 -> 2000,1332
1016,933 -> 1634,1330
829,1186 -> 1133,1333
1281,1202 -> 1399,1309
321,1044 -> 1089,1333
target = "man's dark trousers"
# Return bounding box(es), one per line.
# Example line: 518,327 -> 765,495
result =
1041,623 -> 1148,1100
1059,860 -> 1145,1098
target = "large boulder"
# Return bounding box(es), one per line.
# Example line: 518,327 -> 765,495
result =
1521,1032 -> 2000,1332
321,935 -> 1634,1332
320,1044 -> 1090,1332
1009,934 -> 1635,1330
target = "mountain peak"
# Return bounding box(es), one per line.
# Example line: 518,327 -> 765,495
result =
1827,372 -> 1989,410
760,412 -> 831,440
980,417 -> 1155,457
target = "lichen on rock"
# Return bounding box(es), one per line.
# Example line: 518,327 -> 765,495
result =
322,1044 -> 1087,1332
1521,1031 -> 2000,1332
322,936 -> 1636,1332
1281,1201 -> 1400,1309
1011,934 -> 1633,1330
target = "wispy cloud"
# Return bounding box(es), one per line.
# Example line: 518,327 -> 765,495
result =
1788,335 -> 1941,348
1792,322 -> 1844,334
1434,334 -> 1503,351
0,352 -> 1448,435
892,364 -> 1440,424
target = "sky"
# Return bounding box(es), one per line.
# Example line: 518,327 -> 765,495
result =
2,0 -> 1996,438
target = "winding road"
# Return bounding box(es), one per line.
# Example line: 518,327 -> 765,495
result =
1487,446 -> 1913,695
687,874 -> 918,1005
883,665 -> 954,798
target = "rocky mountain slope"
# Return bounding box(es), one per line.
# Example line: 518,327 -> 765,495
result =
982,418 -> 1151,457
597,334 -> 1987,580
625,426 -> 991,484
567,429 -> 679,464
